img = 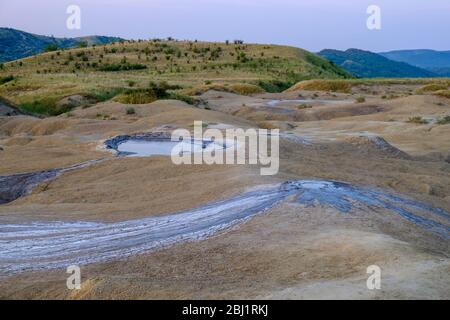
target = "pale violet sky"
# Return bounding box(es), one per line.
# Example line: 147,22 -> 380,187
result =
0,0 -> 449,52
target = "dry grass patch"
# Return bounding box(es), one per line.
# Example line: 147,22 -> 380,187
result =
407,116 -> 429,125
415,84 -> 448,94
257,121 -> 279,130
286,79 -> 352,93
183,83 -> 264,96
434,90 -> 450,99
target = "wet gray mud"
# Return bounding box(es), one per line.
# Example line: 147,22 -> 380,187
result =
0,180 -> 448,276
105,132 -> 230,157
0,159 -> 104,205
0,132 -> 227,205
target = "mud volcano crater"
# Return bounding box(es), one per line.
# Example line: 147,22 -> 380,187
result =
105,131 -> 230,157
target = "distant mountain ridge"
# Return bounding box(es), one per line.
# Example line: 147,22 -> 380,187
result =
318,48 -> 436,78
379,49 -> 450,76
0,28 -> 123,62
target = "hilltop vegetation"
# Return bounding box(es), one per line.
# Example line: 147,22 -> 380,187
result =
0,38 -> 351,115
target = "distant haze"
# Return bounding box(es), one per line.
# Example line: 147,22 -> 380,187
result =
1,0 -> 449,52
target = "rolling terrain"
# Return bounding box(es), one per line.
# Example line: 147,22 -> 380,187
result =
0,38 -> 351,115
380,49 -> 450,76
318,49 -> 436,78
0,37 -> 449,299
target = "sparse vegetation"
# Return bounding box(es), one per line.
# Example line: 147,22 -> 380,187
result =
168,92 -> 196,105
126,107 -> 136,115
415,83 -> 448,94
434,90 -> 450,99
0,40 -> 355,115
3,39 -> 450,117
0,75 -> 14,85
90,88 -> 124,102
19,97 -> 62,116
437,116 -> 450,125
257,121 -> 278,130
287,79 -> 352,93
98,63 -> 147,72
297,104 -> 312,109
114,81 -> 191,105
288,78 -> 450,94
115,89 -> 158,104
407,116 -> 429,125
256,79 -> 294,93
355,96 -> 366,103
184,83 -> 264,96
43,44 -> 59,52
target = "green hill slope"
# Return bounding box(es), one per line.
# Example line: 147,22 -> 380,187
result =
319,48 -> 436,78
0,28 -> 123,63
0,39 -> 352,115
379,49 -> 450,76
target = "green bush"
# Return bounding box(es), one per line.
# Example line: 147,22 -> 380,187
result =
19,97 -> 68,116
168,92 -> 196,105
126,107 -> 136,115
77,41 -> 88,48
115,89 -> 157,104
407,116 -> 428,125
434,90 -> 450,99
44,44 -> 59,52
98,63 -> 147,71
90,88 -> 124,102
355,96 -> 366,103
416,83 -> 448,94
0,75 -> 14,85
256,80 -> 294,93
437,116 -> 450,125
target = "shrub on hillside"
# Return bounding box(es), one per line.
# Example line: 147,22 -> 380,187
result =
0,75 -> 14,85
415,83 -> 448,94
44,44 -> 59,52
114,81 -> 184,104
126,107 -> 136,115
19,97 -> 65,116
355,96 -> 366,103
183,83 -> 264,96
286,79 -> 352,93
256,80 -> 294,93
437,116 -> 450,125
98,63 -> 147,72
407,116 -> 429,125
434,90 -> 450,99
115,89 -> 157,104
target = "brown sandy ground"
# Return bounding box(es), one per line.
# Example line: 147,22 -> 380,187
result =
0,85 -> 449,299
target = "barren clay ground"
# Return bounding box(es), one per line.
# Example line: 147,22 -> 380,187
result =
0,83 -> 449,299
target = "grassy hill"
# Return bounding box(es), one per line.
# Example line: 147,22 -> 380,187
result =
318,49 -> 436,78
0,39 -> 352,115
0,28 -> 123,63
379,49 -> 450,76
